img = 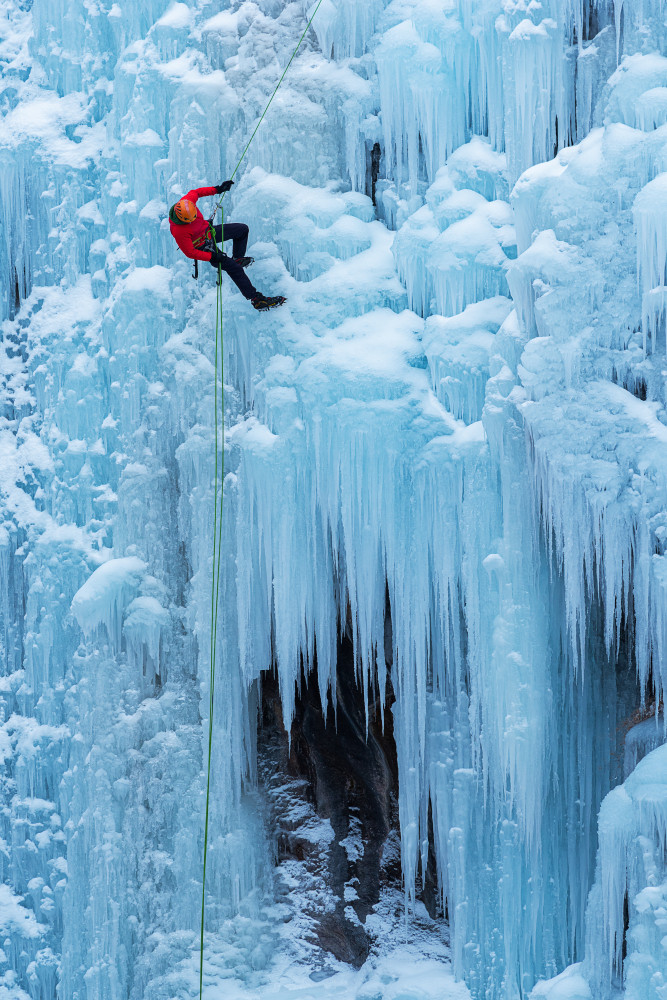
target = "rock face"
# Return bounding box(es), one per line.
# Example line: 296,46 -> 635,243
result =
259,634 -> 400,967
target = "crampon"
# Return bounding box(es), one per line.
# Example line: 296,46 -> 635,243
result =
252,294 -> 286,311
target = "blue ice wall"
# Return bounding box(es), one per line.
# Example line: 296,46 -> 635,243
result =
1,2 -> 667,999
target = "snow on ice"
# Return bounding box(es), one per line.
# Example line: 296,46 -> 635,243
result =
1,1 -> 667,999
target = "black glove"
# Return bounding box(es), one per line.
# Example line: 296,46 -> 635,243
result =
209,249 -> 226,267
215,180 -> 234,194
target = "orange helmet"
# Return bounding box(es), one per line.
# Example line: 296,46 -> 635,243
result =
173,198 -> 197,223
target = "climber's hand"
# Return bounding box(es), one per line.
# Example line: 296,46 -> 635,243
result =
209,249 -> 226,267
215,180 -> 234,194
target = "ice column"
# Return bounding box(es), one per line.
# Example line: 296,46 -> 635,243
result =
634,173 -> 667,355
584,745 -> 667,1000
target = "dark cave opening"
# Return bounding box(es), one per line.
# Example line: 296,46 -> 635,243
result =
368,141 -> 382,208
258,635 -> 398,966
257,615 -> 439,967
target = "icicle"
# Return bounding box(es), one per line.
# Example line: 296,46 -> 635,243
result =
634,173 -> 667,355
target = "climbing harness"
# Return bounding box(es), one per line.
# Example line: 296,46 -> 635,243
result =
199,3 -> 324,997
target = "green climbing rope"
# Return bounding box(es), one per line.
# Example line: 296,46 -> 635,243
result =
199,205 -> 225,1000
207,0 -> 327,224
200,3 -> 325,996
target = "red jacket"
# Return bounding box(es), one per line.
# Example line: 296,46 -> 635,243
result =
169,187 -> 218,262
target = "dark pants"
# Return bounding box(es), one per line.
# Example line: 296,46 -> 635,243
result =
212,224 -> 256,299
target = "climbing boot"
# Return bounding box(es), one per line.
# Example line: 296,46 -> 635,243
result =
252,294 -> 286,311
234,256 -> 255,268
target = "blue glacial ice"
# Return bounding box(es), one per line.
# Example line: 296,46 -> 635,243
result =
1,1 -> 667,999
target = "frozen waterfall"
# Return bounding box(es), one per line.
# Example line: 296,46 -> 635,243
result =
1,1 -> 667,999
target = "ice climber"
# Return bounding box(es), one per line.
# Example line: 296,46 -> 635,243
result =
169,181 -> 286,311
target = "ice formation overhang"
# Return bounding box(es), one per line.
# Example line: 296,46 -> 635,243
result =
71,556 -> 147,645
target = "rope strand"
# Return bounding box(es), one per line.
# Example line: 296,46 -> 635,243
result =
200,4 -> 325,993
208,0 -> 325,225
200,224 -> 224,1000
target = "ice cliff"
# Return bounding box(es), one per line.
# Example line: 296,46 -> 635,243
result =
1,1 -> 667,999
